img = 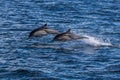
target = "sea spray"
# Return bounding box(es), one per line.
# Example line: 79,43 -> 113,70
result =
81,35 -> 113,47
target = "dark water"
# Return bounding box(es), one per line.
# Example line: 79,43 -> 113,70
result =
0,0 -> 120,80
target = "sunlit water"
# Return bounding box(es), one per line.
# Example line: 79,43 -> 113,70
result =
0,0 -> 120,80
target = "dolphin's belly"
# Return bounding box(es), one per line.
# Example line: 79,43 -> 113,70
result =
34,30 -> 47,37
58,36 -> 71,41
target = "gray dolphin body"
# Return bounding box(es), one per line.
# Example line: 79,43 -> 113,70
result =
28,24 -> 60,39
53,29 -> 87,41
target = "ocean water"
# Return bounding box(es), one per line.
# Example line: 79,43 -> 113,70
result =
0,0 -> 120,80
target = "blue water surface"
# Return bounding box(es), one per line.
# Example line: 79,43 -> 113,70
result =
0,0 -> 120,80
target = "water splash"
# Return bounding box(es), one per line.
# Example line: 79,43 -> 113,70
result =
81,35 -> 113,47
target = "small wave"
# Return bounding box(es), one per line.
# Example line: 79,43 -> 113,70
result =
8,69 -> 46,77
24,77 -> 61,80
0,69 -> 61,80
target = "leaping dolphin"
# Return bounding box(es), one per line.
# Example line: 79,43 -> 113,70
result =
27,24 -> 60,39
52,29 -> 87,41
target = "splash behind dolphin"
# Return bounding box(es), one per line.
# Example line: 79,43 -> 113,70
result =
81,35 -> 113,47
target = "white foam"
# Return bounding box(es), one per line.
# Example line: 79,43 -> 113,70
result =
81,35 -> 112,46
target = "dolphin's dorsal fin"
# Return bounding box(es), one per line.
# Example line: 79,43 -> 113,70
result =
41,23 -> 48,29
66,29 -> 71,34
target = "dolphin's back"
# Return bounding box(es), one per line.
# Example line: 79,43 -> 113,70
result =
28,24 -> 48,38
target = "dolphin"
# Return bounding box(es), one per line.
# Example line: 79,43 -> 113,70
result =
52,29 -> 87,41
27,24 -> 60,39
